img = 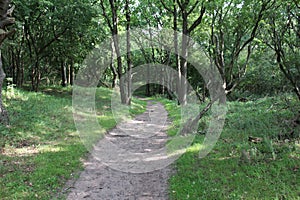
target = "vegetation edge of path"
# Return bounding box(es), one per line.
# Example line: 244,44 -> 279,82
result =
0,87 -> 146,200
157,96 -> 299,200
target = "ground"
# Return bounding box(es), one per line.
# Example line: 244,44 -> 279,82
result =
66,102 -> 173,199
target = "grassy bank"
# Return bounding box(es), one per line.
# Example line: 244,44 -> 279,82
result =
0,87 -> 146,199
159,95 -> 300,199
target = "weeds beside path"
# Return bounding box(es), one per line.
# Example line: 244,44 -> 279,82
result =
0,87 -> 146,199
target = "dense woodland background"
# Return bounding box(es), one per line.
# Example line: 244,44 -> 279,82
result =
0,0 -> 299,199
0,0 -> 299,100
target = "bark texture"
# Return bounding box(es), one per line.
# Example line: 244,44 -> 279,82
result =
0,0 -> 15,125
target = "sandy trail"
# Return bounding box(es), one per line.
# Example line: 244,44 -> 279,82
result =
66,101 -> 172,200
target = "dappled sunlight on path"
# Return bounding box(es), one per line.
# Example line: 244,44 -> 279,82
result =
67,101 -> 173,199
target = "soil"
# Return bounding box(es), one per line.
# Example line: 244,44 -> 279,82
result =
65,101 -> 173,200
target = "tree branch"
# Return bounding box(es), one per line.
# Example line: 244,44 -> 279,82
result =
0,16 -> 13,28
176,0 -> 183,11
0,0 -> 9,19
99,0 -> 113,32
38,28 -> 68,55
188,5 -> 206,33
0,1 -> 14,29
187,0 -> 199,15
293,0 -> 300,9
235,0 -> 272,57
160,0 -> 173,13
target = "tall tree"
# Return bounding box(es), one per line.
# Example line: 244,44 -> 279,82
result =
160,0 -> 205,104
160,0 -> 181,98
125,0 -> 132,105
0,0 -> 14,124
262,0 -> 300,100
207,0 -> 274,96
177,0 -> 206,105
100,0 -> 128,104
9,0 -> 97,91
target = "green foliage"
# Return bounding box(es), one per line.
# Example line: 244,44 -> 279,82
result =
0,0 -> 300,198
159,95 -> 300,199
237,44 -> 287,96
2,0 -> 99,88
0,0 -> 298,98
257,0 -> 300,99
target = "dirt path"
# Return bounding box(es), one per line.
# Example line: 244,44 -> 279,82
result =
66,101 -> 173,200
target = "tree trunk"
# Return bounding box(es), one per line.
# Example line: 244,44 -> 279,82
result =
16,50 -> 23,87
110,39 -> 117,88
125,0 -> 131,105
160,66 -> 165,95
15,28 -> 24,87
70,61 -> 74,85
61,60 -> 67,87
0,0 -> 15,125
0,51 -> 9,124
177,1 -> 205,105
146,65 -> 150,96
173,0 -> 180,102
67,63 -> 70,85
109,0 -> 127,104
31,64 -> 35,91
31,58 -> 40,92
179,8 -> 188,105
276,50 -> 300,101
10,48 -> 16,84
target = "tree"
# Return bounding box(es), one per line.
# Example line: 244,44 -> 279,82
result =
176,0 -> 206,105
262,0 -> 300,100
5,0 -> 97,91
159,0 -> 206,104
174,0 -> 274,132
125,0 -> 132,105
99,0 -> 128,104
207,0 -> 274,96
0,0 -> 14,125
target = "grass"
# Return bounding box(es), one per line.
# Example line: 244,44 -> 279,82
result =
158,95 -> 300,199
0,86 -> 146,200
1,87 -> 299,199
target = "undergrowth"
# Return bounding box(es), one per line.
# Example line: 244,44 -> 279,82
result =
159,95 -> 300,199
0,86 -> 146,200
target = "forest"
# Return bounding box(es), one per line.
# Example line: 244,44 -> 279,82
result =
0,0 -> 299,199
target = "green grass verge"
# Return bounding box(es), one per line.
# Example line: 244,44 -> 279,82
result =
158,96 -> 300,200
0,86 -> 146,200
